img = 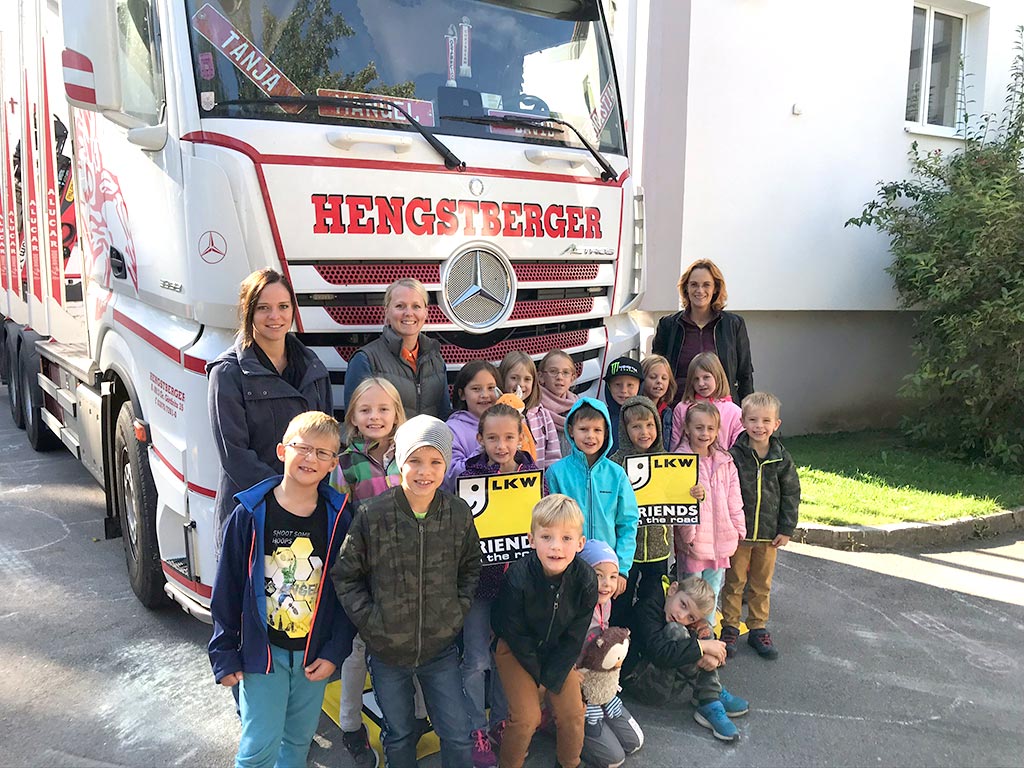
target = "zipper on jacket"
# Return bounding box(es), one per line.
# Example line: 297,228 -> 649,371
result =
543,583 -> 561,644
586,462 -> 594,540
415,521 -> 425,666
751,451 -> 781,540
754,459 -> 763,539
245,528 -> 272,672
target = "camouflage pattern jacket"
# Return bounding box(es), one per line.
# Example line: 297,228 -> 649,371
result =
331,486 -> 481,667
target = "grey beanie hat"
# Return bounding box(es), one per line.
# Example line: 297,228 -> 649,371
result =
394,414 -> 454,469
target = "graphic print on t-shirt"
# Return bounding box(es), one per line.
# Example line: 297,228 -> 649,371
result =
265,532 -> 323,639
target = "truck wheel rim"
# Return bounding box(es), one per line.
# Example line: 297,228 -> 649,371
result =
121,447 -> 140,560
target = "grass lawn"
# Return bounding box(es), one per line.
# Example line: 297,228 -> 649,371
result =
784,430 -> 1024,527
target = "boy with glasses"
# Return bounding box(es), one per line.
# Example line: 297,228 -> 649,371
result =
209,410 -> 355,768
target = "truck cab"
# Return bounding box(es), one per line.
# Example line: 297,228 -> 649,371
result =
2,0 -> 643,619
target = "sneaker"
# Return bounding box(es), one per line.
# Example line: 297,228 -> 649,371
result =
747,628 -> 779,659
719,688 -> 749,718
413,717 -> 431,742
690,688 -> 748,717
720,625 -> 740,658
341,725 -> 380,768
693,700 -> 739,742
471,728 -> 498,768
488,719 -> 506,748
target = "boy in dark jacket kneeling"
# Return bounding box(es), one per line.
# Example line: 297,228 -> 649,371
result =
332,414 -> 481,768
622,576 -> 749,742
492,494 -> 598,768
209,411 -> 355,768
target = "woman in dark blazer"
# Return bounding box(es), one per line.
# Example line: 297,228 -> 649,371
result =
207,268 -> 333,538
652,259 -> 754,405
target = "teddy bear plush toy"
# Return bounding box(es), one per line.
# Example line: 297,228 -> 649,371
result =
577,626 -> 631,706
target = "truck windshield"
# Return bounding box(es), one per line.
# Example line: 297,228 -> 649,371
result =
184,0 -> 625,155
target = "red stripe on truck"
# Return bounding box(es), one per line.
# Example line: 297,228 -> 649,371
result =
61,49 -> 94,73
183,354 -> 207,375
162,561 -> 213,598
64,83 -> 97,105
113,309 -> 182,363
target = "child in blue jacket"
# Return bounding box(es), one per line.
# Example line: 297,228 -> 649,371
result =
209,411 -> 355,768
547,397 -> 640,602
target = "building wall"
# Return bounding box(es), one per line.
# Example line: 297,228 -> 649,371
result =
623,0 -> 1024,433
635,309 -> 917,435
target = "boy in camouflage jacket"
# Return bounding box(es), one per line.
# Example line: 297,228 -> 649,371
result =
333,415 -> 481,768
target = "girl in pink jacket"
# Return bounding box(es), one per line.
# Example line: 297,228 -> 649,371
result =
674,401 -> 746,628
671,352 -> 744,451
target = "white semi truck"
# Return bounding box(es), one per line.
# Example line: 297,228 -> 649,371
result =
0,0 -> 643,621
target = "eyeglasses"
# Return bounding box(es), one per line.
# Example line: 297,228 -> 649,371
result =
286,442 -> 337,461
543,368 -> 574,379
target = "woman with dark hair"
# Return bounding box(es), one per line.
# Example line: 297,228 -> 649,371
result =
207,268 -> 333,537
343,278 -> 451,420
652,259 -> 754,405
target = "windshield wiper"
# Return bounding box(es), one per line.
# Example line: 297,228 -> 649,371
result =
217,95 -> 465,171
440,113 -> 618,182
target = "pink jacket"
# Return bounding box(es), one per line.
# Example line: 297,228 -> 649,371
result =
673,439 -> 746,563
525,404 -> 561,470
671,396 -> 743,452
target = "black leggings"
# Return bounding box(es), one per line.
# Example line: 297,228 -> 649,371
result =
610,559 -> 669,628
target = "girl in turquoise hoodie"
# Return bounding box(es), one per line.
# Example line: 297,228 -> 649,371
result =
547,397 -> 640,596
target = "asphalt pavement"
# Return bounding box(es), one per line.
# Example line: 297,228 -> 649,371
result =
0,384 -> 1021,768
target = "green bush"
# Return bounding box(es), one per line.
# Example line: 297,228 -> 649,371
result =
847,31 -> 1024,470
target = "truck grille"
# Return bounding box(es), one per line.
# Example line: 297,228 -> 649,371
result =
333,328 -> 591,365
313,262 -> 600,286
323,297 -> 594,327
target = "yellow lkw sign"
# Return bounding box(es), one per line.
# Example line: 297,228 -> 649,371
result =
457,471 -> 544,565
625,453 -> 701,526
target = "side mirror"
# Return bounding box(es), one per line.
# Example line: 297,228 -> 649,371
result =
61,1 -> 121,112
126,124 -> 167,151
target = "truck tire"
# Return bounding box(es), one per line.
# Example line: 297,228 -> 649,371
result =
0,324 -> 7,385
20,343 -> 61,451
113,400 -> 166,608
6,328 -> 25,429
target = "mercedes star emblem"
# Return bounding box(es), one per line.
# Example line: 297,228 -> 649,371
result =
450,251 -> 504,309
198,230 -> 227,264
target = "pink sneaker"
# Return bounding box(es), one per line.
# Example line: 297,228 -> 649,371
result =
471,728 -> 498,768
488,719 -> 506,748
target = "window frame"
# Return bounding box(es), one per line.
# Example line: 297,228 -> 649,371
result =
107,0 -> 168,130
904,3 -> 967,136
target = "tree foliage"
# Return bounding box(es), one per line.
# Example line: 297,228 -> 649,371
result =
847,29 -> 1024,470
264,0 -> 414,97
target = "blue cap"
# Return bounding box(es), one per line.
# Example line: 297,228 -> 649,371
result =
579,539 -> 618,569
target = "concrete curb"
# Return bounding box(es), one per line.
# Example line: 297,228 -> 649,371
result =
793,507 -> 1024,551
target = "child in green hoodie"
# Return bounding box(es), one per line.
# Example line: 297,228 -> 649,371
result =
609,395 -> 672,629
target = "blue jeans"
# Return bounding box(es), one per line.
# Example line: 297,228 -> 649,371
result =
236,645 -> 329,768
369,644 -> 472,768
461,596 -> 508,730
